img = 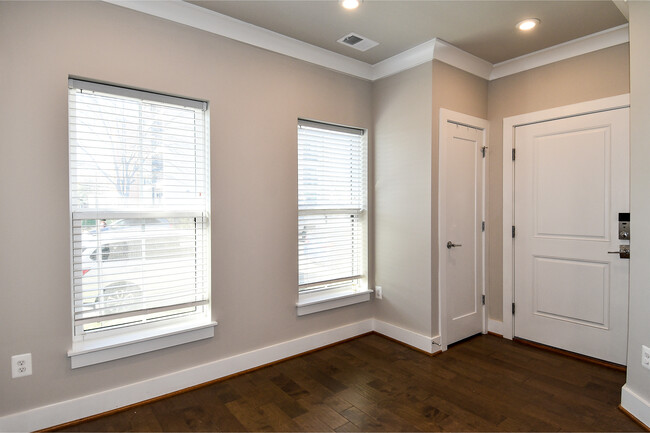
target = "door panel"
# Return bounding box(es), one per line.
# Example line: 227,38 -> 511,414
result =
514,108 -> 629,365
534,128 -> 609,239
533,257 -> 608,327
444,122 -> 484,345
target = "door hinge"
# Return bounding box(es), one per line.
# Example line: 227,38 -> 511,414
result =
512,302 -> 516,315
482,294 -> 486,305
512,148 -> 516,161
482,221 -> 486,232
512,225 -> 516,238
481,146 -> 488,158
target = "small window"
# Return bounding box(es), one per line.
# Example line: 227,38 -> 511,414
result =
69,79 -> 210,340
297,119 -> 368,311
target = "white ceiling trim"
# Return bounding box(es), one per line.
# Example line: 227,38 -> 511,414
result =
370,39 -> 437,80
369,38 -> 492,80
490,24 -> 629,80
431,40 -> 493,80
104,0 -> 374,80
104,0 -> 629,83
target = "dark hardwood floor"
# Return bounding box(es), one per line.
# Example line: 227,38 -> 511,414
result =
54,333 -> 642,432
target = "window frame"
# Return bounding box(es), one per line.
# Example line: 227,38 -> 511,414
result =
296,119 -> 371,315
67,78 -> 215,367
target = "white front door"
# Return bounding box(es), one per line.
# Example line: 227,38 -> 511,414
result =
514,108 -> 629,365
442,120 -> 485,346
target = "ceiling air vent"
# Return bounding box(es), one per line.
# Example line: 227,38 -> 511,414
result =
337,32 -> 379,52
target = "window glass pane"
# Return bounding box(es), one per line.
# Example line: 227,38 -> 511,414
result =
69,82 -> 209,337
72,216 -> 208,333
298,213 -> 362,286
70,89 -> 207,212
298,126 -> 365,210
297,121 -> 366,293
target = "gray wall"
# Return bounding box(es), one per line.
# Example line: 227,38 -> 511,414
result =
372,63 -> 433,336
486,44 -> 630,320
0,1 -> 373,417
626,0 -> 650,416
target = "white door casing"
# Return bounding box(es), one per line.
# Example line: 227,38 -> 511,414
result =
502,95 -> 630,340
513,108 -> 629,365
501,95 -> 630,365
439,109 -> 488,350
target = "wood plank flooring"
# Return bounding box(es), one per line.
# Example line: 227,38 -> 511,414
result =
54,333 -> 642,432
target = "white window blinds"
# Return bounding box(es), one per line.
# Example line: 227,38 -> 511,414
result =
69,79 -> 210,336
298,119 -> 366,293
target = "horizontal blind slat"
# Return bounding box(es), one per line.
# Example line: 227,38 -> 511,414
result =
69,79 -> 207,110
74,300 -> 209,326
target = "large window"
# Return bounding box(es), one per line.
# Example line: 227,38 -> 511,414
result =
68,79 -> 210,343
297,119 -> 368,313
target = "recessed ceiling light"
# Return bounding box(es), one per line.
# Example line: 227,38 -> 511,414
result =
517,18 -> 540,31
341,0 -> 360,10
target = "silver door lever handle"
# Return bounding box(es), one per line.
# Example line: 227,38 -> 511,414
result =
447,241 -> 462,249
608,245 -> 630,259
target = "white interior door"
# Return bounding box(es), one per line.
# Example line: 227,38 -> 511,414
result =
442,120 -> 485,346
514,108 -> 629,365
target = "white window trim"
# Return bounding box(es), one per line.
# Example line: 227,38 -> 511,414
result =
296,119 -> 369,315
68,78 -> 212,365
68,320 -> 218,369
296,288 -> 373,316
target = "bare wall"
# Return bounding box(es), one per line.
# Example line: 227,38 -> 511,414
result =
372,63 -> 433,336
0,1 -> 373,417
486,44 -> 630,321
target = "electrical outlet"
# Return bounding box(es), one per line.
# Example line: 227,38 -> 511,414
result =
375,286 -> 383,299
11,353 -> 32,378
642,346 -> 650,371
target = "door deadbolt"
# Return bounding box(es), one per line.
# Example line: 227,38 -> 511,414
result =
619,213 -> 630,240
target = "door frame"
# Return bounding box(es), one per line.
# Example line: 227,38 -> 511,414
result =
501,94 -> 630,340
438,108 -> 489,351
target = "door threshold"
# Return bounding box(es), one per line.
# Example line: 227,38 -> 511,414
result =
514,337 -> 626,371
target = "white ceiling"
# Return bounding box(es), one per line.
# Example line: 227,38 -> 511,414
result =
187,1 -> 627,65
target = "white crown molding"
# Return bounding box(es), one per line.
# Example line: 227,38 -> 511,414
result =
490,24 -> 629,80
431,39 -> 493,80
103,0 -> 374,80
370,39 -> 492,81
370,38 -> 436,80
103,1 -> 629,83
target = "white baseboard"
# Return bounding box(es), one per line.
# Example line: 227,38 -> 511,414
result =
373,319 -> 439,354
0,319 -> 374,432
621,384 -> 650,429
0,318 -> 442,432
488,319 -> 504,336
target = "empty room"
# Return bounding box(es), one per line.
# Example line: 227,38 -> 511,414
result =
1,0 -> 650,431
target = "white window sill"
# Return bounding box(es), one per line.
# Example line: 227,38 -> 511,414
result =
296,289 -> 373,316
68,320 -> 218,369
